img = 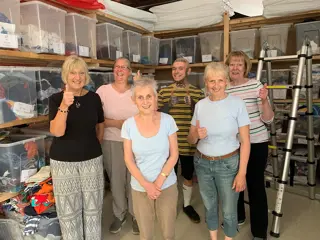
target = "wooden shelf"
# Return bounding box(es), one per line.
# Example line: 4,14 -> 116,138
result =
0,50 -> 155,69
0,116 -> 49,129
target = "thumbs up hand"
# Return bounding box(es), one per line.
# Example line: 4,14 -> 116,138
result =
62,84 -> 74,108
196,120 -> 207,139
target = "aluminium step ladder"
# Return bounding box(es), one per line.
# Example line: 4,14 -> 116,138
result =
255,40 -> 316,238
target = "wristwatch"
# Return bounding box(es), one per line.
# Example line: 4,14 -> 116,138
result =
161,172 -> 168,178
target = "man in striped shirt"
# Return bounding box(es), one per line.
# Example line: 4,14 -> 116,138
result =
158,58 -> 204,223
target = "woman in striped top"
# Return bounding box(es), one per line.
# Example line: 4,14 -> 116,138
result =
225,51 -> 274,240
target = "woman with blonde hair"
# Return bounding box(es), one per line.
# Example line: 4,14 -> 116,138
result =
122,77 -> 179,240
188,62 -> 250,240
225,51 -> 274,240
49,55 -> 105,240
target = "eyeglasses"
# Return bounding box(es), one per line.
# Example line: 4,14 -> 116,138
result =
114,65 -> 130,70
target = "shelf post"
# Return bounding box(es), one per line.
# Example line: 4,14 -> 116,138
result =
223,11 -> 230,62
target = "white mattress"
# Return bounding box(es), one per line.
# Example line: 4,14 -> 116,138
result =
150,0 -> 234,31
263,0 -> 320,18
101,0 -> 157,31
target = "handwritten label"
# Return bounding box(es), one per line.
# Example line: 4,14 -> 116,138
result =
79,45 -> 90,57
0,34 -> 18,49
183,56 -> 193,63
202,54 -> 212,62
116,51 -> 123,58
159,58 -> 169,64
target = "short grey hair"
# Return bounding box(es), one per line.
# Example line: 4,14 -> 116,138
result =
114,57 -> 131,70
132,77 -> 158,98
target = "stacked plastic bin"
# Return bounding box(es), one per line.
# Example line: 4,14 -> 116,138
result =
96,23 -> 124,60
0,134 -> 45,192
159,38 -> 175,65
65,13 -> 97,58
174,35 -> 201,63
291,64 -> 320,99
0,67 -> 38,124
123,30 -> 142,63
295,21 -> 320,54
35,68 -> 63,116
20,1 -> 66,54
230,29 -> 259,59
261,69 -> 291,99
87,71 -> 112,92
0,0 -> 20,49
198,31 -> 223,62
141,36 -> 160,65
260,24 -> 291,57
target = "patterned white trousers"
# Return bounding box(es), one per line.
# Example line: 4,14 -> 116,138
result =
50,156 -> 104,240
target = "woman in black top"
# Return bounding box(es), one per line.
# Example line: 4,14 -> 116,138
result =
49,55 -> 104,240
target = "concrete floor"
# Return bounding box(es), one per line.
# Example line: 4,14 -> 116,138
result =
102,181 -> 320,240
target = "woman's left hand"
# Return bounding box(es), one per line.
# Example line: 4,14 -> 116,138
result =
232,173 -> 246,192
133,70 -> 141,81
259,84 -> 268,102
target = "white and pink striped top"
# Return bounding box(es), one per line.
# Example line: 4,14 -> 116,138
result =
226,79 -> 271,143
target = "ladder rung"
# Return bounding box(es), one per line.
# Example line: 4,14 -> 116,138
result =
263,55 -> 299,61
267,85 -> 293,89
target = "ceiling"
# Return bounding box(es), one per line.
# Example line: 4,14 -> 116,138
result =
111,0 -> 181,10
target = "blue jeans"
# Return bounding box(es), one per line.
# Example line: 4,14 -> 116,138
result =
194,152 -> 240,238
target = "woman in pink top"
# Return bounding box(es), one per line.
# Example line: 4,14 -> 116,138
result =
96,57 -> 139,235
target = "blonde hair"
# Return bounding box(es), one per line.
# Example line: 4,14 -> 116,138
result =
61,55 -> 91,85
204,62 -> 230,84
225,51 -> 252,77
132,77 -> 158,98
173,57 -> 190,69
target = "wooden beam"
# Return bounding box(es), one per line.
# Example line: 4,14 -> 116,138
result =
223,12 -> 230,62
0,116 -> 49,129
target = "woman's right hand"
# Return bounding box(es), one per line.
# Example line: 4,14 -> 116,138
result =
196,120 -> 207,139
61,84 -> 74,108
143,181 -> 161,200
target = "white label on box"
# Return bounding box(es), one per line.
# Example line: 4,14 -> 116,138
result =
79,45 -> 90,57
21,168 -> 37,183
202,54 -> 212,62
183,56 -> 193,63
116,51 -> 123,58
53,42 -> 65,55
159,58 -> 169,64
133,54 -> 140,63
0,34 -> 18,49
13,102 -> 34,114
268,50 -> 277,57
298,138 -> 307,145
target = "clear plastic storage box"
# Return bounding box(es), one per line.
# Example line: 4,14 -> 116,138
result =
291,64 -> 320,99
96,23 -> 124,60
260,24 -> 291,57
0,67 -> 38,124
20,1 -> 66,54
175,35 -> 201,63
159,38 -> 175,65
295,21 -> 320,55
141,36 -> 160,65
35,68 -> 63,116
0,134 -> 45,192
0,0 -> 20,49
86,72 -> 112,92
66,13 -> 97,58
230,29 -> 259,59
261,69 -> 291,99
199,31 -> 223,62
123,30 -> 142,63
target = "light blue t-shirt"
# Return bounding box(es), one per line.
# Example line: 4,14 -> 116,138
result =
121,112 -> 179,192
191,95 -> 250,156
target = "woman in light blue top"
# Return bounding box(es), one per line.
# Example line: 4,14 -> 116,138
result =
188,62 -> 251,240
121,77 -> 179,240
